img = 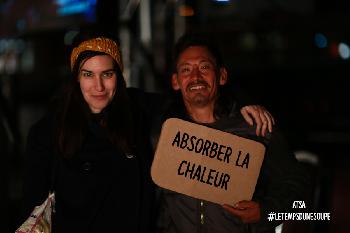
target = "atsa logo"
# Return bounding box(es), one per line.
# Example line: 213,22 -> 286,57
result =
293,201 -> 306,209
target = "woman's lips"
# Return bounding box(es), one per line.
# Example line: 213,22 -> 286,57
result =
91,94 -> 106,100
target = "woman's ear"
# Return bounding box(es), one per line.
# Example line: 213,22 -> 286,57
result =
219,67 -> 228,85
171,74 -> 180,90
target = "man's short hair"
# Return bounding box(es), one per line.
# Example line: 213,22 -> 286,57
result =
173,33 -> 225,73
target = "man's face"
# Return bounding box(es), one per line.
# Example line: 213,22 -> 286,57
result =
172,46 -> 227,108
78,55 -> 117,113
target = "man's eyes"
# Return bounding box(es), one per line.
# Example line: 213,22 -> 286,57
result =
200,63 -> 212,70
178,63 -> 213,75
179,66 -> 192,74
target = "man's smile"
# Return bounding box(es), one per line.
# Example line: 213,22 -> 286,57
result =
189,85 -> 206,91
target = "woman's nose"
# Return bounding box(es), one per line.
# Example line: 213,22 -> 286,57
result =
95,77 -> 105,91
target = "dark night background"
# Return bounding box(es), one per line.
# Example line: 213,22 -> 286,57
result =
1,0 -> 349,232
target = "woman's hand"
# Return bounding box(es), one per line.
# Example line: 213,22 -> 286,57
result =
240,105 -> 275,137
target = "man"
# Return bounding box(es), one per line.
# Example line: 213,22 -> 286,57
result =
155,34 -> 309,233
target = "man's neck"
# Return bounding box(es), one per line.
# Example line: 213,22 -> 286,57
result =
185,103 -> 216,124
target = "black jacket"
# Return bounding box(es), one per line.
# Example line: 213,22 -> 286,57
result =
156,103 -> 310,233
21,89 -> 155,233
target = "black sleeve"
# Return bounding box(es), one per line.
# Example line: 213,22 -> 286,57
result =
250,129 -> 311,232
231,85 -> 259,109
20,117 -> 54,222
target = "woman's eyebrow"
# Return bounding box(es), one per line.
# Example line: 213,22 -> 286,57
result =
80,69 -> 115,72
102,69 -> 115,72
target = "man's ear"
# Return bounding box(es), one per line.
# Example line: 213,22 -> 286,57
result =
219,67 -> 228,85
171,73 -> 180,90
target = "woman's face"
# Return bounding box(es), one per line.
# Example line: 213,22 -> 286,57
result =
78,55 -> 117,113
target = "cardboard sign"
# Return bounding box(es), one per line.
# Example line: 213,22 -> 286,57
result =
151,118 -> 266,205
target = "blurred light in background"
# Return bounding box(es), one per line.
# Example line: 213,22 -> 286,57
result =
16,19 -> 26,32
338,42 -> 350,60
0,38 -> 33,74
212,0 -> 231,2
314,33 -> 328,48
179,5 -> 194,17
55,0 -> 96,21
266,32 -> 285,50
329,42 -> 339,58
239,32 -> 257,51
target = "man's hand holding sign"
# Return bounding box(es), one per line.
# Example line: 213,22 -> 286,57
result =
153,34 -> 309,232
223,200 -> 261,223
151,118 -> 266,222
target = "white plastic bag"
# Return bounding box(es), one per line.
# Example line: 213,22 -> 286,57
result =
16,193 -> 55,233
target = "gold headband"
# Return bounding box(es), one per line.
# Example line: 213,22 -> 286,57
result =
70,37 -> 123,71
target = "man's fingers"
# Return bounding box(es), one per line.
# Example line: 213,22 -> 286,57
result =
240,105 -> 276,136
240,107 -> 254,126
222,201 -> 261,223
259,112 -> 268,137
222,204 -> 244,216
255,119 -> 262,137
263,111 -> 275,132
246,106 -> 262,136
234,200 -> 256,209
267,111 -> 276,125
263,111 -> 272,133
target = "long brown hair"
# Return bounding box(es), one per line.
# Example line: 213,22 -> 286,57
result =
55,48 -> 134,158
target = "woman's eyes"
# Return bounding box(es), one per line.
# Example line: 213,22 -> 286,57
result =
102,72 -> 115,78
80,71 -> 115,78
81,71 -> 93,78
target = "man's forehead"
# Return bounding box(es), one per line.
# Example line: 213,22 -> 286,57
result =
177,46 -> 215,63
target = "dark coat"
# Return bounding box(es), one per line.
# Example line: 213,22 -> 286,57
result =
21,90 -> 155,233
155,102 -> 310,233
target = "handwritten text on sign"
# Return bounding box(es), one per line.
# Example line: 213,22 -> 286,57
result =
151,118 -> 266,205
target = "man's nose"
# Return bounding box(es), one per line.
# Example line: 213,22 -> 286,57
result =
190,65 -> 202,79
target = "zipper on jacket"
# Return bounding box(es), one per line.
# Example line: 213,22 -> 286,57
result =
198,200 -> 205,233
200,201 -> 204,225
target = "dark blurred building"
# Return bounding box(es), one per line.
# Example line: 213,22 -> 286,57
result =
1,1 -> 349,232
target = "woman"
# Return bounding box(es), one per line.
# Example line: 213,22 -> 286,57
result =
21,35 -> 154,233
20,32 -> 274,233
